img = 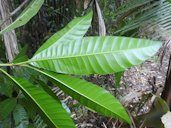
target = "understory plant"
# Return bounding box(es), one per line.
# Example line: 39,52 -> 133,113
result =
0,0 -> 162,127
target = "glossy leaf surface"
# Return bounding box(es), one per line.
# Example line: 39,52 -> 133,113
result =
13,78 -> 75,128
34,12 -> 92,55
0,0 -> 44,35
30,36 -> 161,75
29,67 -> 131,123
0,69 -> 75,128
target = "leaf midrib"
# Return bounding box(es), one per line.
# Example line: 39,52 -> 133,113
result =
52,75 -> 128,122
0,70 -> 59,128
18,0 -> 40,19
30,67 -> 129,122
30,44 -> 158,62
35,13 -> 91,55
13,79 -> 59,128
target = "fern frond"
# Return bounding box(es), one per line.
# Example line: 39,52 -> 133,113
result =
13,104 -> 29,128
33,115 -> 47,128
115,0 -> 171,39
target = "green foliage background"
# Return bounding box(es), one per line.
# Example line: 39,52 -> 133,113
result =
0,0 -> 169,128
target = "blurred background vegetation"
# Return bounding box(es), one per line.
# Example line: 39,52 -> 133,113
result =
1,0 -> 171,127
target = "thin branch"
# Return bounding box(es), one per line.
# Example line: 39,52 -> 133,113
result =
10,0 -> 29,16
0,0 -> 29,27
0,61 -> 28,67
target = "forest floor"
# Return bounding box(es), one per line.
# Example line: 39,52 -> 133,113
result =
52,41 -> 170,128
71,43 -> 170,128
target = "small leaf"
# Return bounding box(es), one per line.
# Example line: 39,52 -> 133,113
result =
0,0 -> 44,35
30,36 -> 162,75
13,45 -> 28,63
0,98 -> 17,120
114,71 -> 124,87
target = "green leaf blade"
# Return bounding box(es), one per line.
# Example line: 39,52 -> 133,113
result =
33,69 -> 131,123
0,68 -> 75,128
0,98 -> 17,120
0,0 -> 44,35
34,11 -> 93,55
13,77 -> 75,128
13,45 -> 28,63
30,36 -> 162,75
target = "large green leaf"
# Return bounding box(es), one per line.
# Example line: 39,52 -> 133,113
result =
0,98 -> 17,120
30,36 -> 162,75
34,11 -> 93,55
0,69 -> 75,128
26,66 -> 131,123
0,0 -> 44,35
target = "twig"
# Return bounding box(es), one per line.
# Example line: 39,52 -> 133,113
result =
102,122 -> 108,128
118,122 -> 123,128
106,117 -> 112,125
0,0 -> 29,27
127,110 -> 137,128
139,120 -> 145,128
11,0 -> 29,16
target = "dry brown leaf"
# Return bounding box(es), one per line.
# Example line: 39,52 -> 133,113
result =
94,0 -> 106,36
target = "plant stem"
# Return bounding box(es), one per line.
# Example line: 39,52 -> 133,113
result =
0,63 -> 14,66
0,61 -> 29,67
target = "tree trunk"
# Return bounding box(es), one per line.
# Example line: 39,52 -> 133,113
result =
0,0 -> 19,62
161,54 -> 171,109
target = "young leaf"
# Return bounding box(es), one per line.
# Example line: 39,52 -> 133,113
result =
0,69 -> 75,128
0,0 -> 44,35
34,11 -> 93,55
115,71 -> 124,87
27,67 -> 131,124
0,98 -> 17,120
13,45 -> 28,63
30,36 -> 162,75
